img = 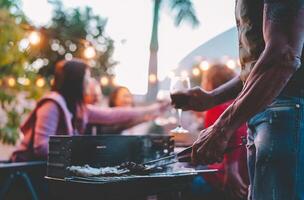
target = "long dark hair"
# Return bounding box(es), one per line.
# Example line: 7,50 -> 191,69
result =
52,59 -> 88,132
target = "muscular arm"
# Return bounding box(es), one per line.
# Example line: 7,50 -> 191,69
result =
172,76 -> 243,111
215,1 -> 304,137
192,1 -> 304,165
210,76 -> 243,105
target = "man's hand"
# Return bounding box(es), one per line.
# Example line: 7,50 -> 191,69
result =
191,125 -> 232,165
171,86 -> 215,112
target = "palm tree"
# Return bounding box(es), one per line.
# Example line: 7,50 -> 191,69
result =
146,0 -> 199,101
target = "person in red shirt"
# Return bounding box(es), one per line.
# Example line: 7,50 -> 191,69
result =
194,63 -> 249,200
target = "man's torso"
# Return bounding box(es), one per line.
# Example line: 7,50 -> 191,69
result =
235,0 -> 304,91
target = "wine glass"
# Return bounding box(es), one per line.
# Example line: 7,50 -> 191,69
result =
154,90 -> 171,126
169,76 -> 190,134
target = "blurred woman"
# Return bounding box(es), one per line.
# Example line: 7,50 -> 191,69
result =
11,59 -> 167,161
109,86 -> 134,108
205,64 -> 248,200
84,78 -> 103,106
108,86 -> 156,135
192,64 -> 248,200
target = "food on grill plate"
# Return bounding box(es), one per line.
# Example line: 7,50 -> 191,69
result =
67,165 -> 129,177
118,162 -> 147,172
67,162 -> 164,177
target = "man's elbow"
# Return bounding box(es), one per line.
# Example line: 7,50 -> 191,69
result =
280,50 -> 302,72
265,45 -> 302,73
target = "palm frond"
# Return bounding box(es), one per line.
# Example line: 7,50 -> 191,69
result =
169,0 -> 199,27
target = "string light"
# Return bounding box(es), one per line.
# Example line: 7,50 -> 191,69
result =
100,76 -> 109,86
227,59 -> 236,69
83,46 -> 96,59
28,31 -> 41,45
36,78 -> 46,88
199,61 -> 210,71
7,78 -> 16,87
192,67 -> 200,76
65,53 -> 73,60
148,74 -> 157,83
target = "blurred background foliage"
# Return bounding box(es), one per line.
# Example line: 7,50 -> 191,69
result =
34,0 -> 117,79
0,0 -> 116,144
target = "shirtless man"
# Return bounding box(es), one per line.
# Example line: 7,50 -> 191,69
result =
171,0 -> 304,199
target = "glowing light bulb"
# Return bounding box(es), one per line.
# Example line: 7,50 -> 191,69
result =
149,74 -> 157,83
36,78 -> 45,88
100,76 -> 109,86
83,46 -> 96,59
227,59 -> 236,69
8,78 -> 16,87
199,61 -> 210,71
192,68 -> 200,76
28,31 -> 41,45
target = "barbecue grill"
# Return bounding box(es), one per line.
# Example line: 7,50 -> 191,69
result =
46,165 -> 217,200
47,135 -> 174,178
46,135 -> 217,200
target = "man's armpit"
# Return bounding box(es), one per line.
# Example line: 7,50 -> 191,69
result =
264,1 -> 304,24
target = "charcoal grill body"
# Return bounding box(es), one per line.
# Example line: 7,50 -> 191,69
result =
46,135 -> 217,200
47,135 -> 174,178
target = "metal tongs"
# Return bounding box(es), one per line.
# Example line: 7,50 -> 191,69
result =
143,146 -> 193,169
143,136 -> 247,169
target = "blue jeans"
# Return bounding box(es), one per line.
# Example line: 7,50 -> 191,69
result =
247,95 -> 304,200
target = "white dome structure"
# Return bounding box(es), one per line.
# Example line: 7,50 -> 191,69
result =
178,27 -> 239,71
158,27 -> 239,91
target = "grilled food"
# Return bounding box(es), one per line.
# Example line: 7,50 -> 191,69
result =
67,162 -> 164,177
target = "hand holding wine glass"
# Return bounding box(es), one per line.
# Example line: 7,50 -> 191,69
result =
170,76 -> 190,134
